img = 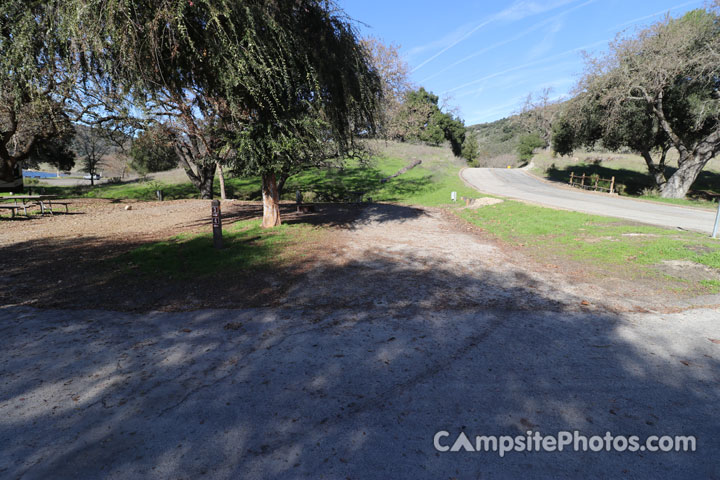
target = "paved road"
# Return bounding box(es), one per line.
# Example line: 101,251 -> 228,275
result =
462,168 -> 719,234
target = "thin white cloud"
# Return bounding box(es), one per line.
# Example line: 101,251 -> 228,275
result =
486,64 -> 578,93
527,18 -> 564,59
610,0 -> 703,31
493,0 -> 578,22
410,17 -> 496,73
417,0 -> 599,81
410,0 -> 583,73
443,39 -> 608,95
406,22 -> 478,58
420,16 -> 556,83
469,95 -> 530,122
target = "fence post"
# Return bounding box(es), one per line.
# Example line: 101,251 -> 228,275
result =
211,199 -> 223,249
594,177 -> 599,191
569,172 -> 574,186
580,174 -> 585,187
610,176 -> 615,194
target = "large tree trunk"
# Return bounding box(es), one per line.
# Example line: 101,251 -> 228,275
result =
261,172 -> 281,228
659,152 -> 709,198
181,162 -> 216,199
277,173 -> 288,197
0,158 -> 15,184
216,161 -> 227,200
198,172 -> 214,200
640,150 -> 667,189
174,145 -> 217,199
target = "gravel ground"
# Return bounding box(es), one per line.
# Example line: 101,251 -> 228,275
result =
1,202 -> 719,478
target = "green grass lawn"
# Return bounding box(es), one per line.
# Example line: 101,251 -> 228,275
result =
284,155 -> 477,206
119,219 -> 318,278
458,200 -> 720,293
21,142 -> 476,207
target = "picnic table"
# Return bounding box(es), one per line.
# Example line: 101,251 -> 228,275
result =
0,195 -> 69,218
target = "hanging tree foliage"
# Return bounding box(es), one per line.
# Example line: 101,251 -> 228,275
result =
65,0 -> 382,218
0,1 -> 79,190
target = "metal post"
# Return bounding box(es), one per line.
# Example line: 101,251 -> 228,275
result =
712,200 -> 720,239
211,200 -> 223,249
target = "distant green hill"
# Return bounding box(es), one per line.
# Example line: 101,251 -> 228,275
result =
466,116 -> 525,167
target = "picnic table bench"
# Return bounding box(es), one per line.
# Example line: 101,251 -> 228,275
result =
0,205 -> 25,218
0,195 -> 70,217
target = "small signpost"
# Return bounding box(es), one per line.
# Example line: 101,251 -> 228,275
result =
451,191 -> 457,202
211,199 -> 223,249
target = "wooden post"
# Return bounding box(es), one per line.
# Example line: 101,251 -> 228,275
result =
580,174 -> 585,187
610,176 -> 615,194
569,172 -> 574,186
211,199 -> 223,249
594,176 -> 599,191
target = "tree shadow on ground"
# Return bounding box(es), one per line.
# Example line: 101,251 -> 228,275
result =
0,203 -> 426,311
545,164 -> 720,199
1,247 -> 718,478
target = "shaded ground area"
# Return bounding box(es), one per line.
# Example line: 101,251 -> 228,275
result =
0,200 -> 367,311
1,287 -> 719,478
2,201 -> 720,478
1,199 -> 696,312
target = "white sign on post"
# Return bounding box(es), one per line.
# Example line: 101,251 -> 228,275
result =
451,191 -> 457,202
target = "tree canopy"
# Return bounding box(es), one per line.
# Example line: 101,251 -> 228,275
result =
61,0 -> 382,226
553,6 -> 720,198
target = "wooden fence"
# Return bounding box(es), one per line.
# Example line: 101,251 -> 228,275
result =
569,172 -> 616,194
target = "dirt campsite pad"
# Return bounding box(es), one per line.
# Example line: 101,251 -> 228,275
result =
2,199 -> 720,478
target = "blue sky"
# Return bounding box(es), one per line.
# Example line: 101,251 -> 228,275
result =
338,0 -> 706,125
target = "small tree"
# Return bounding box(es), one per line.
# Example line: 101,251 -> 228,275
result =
461,133 -> 479,164
394,87 -> 467,155
76,127 -> 110,186
70,0 -> 381,215
517,88 -> 560,146
129,127 -> 178,174
517,134 -> 545,162
361,37 -> 412,140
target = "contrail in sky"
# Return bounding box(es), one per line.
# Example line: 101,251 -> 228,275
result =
610,0 -> 703,30
419,0 -> 599,83
442,39 -> 607,95
410,0 -> 582,73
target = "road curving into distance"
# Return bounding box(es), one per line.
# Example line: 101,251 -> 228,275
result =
461,168 -> 719,235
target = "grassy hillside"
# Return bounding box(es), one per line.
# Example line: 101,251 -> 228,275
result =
466,116 -> 524,168
27,140 -> 477,207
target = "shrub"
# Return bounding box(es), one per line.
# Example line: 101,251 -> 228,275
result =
517,133 -> 546,161
641,187 -> 660,197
